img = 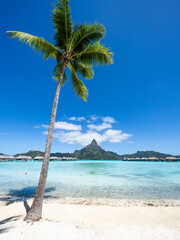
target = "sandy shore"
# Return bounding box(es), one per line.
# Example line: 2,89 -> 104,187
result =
0,200 -> 180,240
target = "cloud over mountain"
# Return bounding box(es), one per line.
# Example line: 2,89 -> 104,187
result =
52,129 -> 132,145
87,122 -> 112,131
39,115 -> 132,146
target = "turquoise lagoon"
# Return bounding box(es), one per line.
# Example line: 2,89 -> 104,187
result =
0,160 -> 180,200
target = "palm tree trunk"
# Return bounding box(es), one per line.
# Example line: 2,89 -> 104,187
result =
24,59 -> 68,221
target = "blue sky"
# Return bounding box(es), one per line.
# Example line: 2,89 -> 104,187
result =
1,0 -> 180,155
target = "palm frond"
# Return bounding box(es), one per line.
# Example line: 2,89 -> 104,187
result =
53,63 -> 67,85
70,22 -> 105,52
73,24 -> 83,32
52,0 -> 73,51
73,41 -> 113,65
68,63 -> 88,101
6,31 -> 61,60
71,60 -> 94,79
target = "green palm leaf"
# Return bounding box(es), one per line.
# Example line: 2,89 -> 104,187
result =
52,0 -> 73,51
70,22 -> 106,52
73,41 -> 113,65
6,31 -> 61,60
53,63 -> 67,85
68,63 -> 88,101
71,60 -> 94,79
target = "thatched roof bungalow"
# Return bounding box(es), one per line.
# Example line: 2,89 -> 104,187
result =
148,157 -> 159,161
34,156 -> 44,161
165,157 -> 178,161
0,155 -> 15,161
15,156 -> 32,160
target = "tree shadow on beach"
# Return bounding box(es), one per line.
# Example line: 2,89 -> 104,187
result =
0,186 -> 56,206
0,215 -> 21,234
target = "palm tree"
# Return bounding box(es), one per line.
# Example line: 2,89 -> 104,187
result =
6,0 -> 113,221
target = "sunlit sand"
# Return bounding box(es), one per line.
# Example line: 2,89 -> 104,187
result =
0,200 -> 180,240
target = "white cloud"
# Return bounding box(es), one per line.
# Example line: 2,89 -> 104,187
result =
69,117 -> 76,121
54,122 -> 82,131
42,124 -> 49,128
69,117 -> 86,121
90,115 -> 98,121
37,115 -> 133,146
102,116 -> 116,123
87,122 -> 112,131
42,131 -> 48,135
33,124 -> 48,129
104,129 -> 132,143
78,117 -> 86,121
53,129 -> 132,146
34,122 -> 82,131
53,130 -> 101,145
126,141 -> 134,144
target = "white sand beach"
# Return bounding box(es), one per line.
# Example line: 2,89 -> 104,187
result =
0,200 -> 180,240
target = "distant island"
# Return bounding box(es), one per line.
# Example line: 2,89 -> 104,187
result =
0,139 -> 180,161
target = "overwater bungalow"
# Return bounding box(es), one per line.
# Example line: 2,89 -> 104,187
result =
0,155 -> 15,161
33,156 -> 78,161
148,157 -> 159,161
165,157 -> 178,161
15,155 -> 32,161
62,157 -> 77,161
50,157 -> 60,161
49,156 -> 77,161
34,156 -> 44,161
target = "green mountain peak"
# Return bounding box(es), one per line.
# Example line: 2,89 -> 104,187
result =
88,139 -> 99,147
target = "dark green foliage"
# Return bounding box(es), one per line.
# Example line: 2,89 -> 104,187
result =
51,152 -> 73,157
119,151 -> 173,159
14,151 -> 44,159
70,22 -> 106,53
52,0 -> 73,51
71,61 -> 94,80
68,62 -> 88,101
2,148 -> 179,160
73,42 -> 113,66
73,140 -> 121,160
53,63 -> 67,85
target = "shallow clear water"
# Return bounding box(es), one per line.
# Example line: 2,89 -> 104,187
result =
0,160 -> 180,200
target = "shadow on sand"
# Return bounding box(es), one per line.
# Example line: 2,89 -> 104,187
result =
0,215 -> 21,234
0,186 -> 56,206
0,186 -> 56,235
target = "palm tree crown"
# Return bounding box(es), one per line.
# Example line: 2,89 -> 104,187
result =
7,0 -> 113,101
